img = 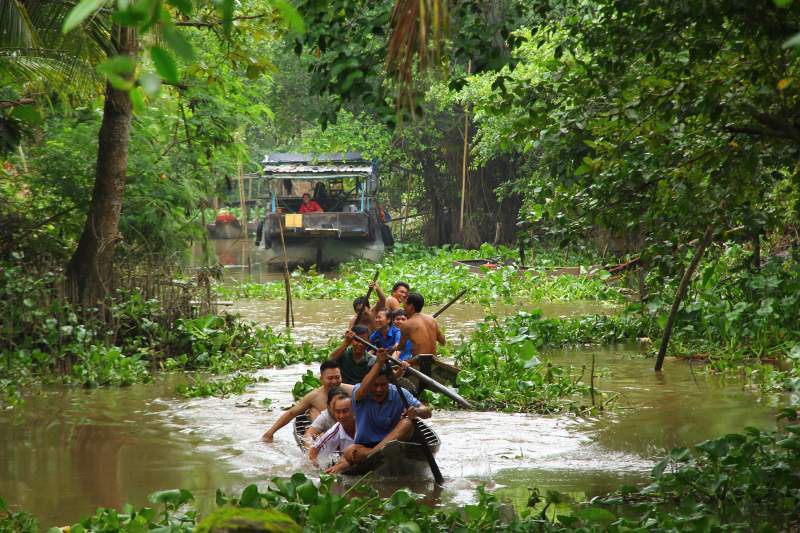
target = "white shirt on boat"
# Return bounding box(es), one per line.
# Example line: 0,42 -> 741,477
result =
313,421 -> 355,460
310,410 -> 335,433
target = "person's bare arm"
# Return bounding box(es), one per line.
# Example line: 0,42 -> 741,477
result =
308,444 -> 320,463
330,331 -> 354,360
371,281 -> 386,310
355,349 -> 388,402
324,455 -> 351,474
436,322 -> 446,346
304,426 -> 322,443
403,403 -> 432,420
261,394 -> 313,442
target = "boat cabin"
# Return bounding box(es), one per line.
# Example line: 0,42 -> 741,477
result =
255,152 -> 387,268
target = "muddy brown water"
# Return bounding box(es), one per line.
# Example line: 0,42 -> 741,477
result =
0,241 -> 785,526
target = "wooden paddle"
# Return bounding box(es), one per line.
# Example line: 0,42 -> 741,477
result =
353,270 -> 381,326
348,331 -> 472,409
432,288 -> 468,319
387,367 -> 444,485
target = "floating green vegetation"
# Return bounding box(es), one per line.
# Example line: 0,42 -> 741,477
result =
5,413 -> 798,531
175,373 -> 261,399
436,310 -> 649,413
216,243 -> 623,305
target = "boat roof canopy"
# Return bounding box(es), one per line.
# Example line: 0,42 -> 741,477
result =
262,153 -> 375,179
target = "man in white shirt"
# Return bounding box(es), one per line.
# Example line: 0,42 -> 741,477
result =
309,390 -> 356,471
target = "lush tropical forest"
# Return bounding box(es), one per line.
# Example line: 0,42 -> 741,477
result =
2,0 -> 800,530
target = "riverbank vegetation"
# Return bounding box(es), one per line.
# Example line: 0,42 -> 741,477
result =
4,412 -> 798,531
217,242 -> 622,305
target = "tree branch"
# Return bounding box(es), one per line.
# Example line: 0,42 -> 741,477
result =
0,97 -> 36,109
174,12 -> 271,28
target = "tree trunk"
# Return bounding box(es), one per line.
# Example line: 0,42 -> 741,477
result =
66,26 -> 137,306
654,225 -> 715,371
751,231 -> 761,272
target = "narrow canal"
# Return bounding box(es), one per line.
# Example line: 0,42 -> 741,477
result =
0,239 -> 783,526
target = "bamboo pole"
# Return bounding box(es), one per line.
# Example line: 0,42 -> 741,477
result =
654,225 -> 715,371
459,59 -> 471,232
237,161 -> 247,237
277,215 -> 295,327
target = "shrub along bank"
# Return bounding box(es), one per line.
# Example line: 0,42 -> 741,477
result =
3,412 -> 798,532
0,264 -> 327,407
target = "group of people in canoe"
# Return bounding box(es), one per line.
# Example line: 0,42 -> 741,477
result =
261,281 -> 446,473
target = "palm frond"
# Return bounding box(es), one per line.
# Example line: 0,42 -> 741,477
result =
386,0 -> 449,111
0,48 -> 100,92
0,0 -> 39,49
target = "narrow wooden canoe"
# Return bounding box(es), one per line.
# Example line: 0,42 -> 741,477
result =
403,356 -> 460,394
293,411 -> 441,477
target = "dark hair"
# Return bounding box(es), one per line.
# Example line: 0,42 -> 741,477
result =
406,292 -> 424,312
390,309 -> 406,319
302,193 -> 310,198
351,324 -> 369,336
327,386 -> 348,406
352,296 -> 369,311
320,359 -> 340,374
376,308 -> 390,319
392,281 -> 410,292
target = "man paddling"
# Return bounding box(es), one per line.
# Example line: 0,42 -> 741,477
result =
385,281 -> 410,311
396,292 -> 446,356
261,360 -> 352,442
341,349 -> 432,466
348,281 -> 387,331
330,325 -> 377,385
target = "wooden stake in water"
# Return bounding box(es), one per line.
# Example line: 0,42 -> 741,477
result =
277,215 -> 294,327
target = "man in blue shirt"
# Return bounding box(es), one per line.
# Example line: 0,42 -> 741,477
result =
369,309 -> 401,350
342,349 -> 432,466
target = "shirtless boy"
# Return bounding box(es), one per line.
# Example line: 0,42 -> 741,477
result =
261,360 -> 352,442
385,281 -> 410,311
348,281 -> 386,332
396,292 -> 446,356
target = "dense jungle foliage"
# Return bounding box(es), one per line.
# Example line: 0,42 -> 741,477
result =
2,0 -> 800,529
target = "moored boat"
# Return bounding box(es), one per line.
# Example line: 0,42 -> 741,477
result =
293,411 -> 441,477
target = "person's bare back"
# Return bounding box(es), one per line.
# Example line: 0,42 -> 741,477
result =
399,313 -> 442,355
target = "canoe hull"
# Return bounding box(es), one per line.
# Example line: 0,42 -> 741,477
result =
293,412 -> 441,478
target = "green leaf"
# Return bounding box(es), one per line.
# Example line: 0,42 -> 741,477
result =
774,0 -> 793,7
575,507 -> 617,525
239,484 -> 261,508
150,46 -> 179,83
130,86 -> 145,114
9,105 -> 42,124
63,0 -> 106,33
167,0 -> 193,16
783,32 -> 800,49
269,0 -> 305,33
96,55 -> 136,90
162,25 -> 195,61
147,488 -> 194,505
296,480 -> 319,504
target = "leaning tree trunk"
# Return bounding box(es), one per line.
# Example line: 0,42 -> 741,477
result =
66,26 -> 137,306
654,225 -> 715,371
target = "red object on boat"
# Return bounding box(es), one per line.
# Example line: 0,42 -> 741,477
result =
483,263 -> 498,269
215,212 -> 237,224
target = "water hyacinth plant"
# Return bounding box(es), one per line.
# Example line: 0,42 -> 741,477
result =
217,243 -> 624,305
